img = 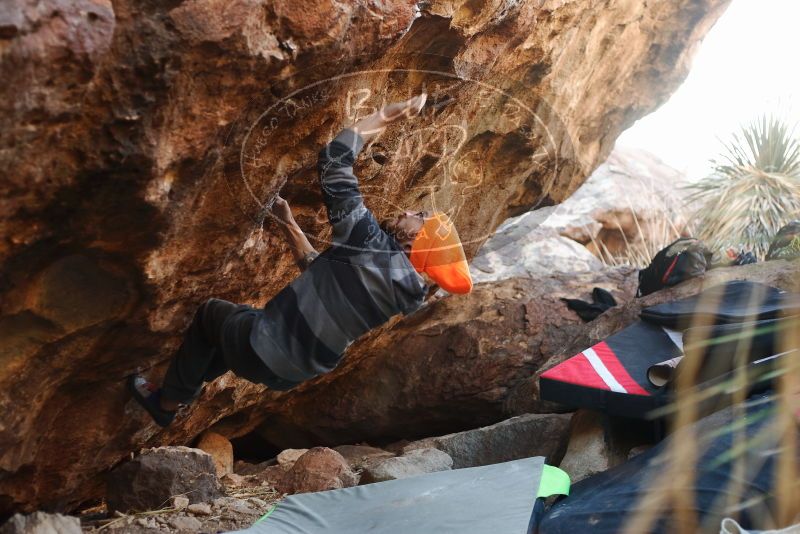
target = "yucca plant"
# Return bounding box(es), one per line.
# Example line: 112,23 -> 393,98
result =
686,114 -> 800,259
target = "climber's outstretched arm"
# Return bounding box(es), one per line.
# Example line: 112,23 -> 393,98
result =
271,196 -> 319,271
350,93 -> 427,143
317,94 -> 427,240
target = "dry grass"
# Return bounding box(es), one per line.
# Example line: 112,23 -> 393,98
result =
590,210 -> 686,269
575,166 -> 691,268
81,487 -> 282,532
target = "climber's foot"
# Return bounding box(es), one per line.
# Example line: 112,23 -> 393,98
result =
127,374 -> 177,428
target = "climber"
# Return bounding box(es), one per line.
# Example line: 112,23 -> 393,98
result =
128,93 -> 473,427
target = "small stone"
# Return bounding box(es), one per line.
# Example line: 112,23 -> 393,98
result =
235,460 -> 274,475
187,502 -> 212,515
168,515 -> 202,531
250,465 -> 286,487
212,496 -> 261,517
196,431 -> 234,477
172,496 -> 189,510
106,446 -> 223,512
225,498 -> 257,515
221,472 -> 246,487
277,448 -> 308,469
248,497 -> 267,508
558,410 -> 626,483
277,447 -> 357,494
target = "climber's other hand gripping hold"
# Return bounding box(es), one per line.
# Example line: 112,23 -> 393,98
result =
270,196 -> 319,271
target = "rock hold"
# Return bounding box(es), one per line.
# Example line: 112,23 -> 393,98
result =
105,446 -> 223,513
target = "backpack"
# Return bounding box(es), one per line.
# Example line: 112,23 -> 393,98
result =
636,237 -> 713,297
766,220 -> 800,261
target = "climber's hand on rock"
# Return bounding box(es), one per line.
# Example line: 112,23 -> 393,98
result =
351,93 -> 427,141
271,196 -> 294,226
378,93 -> 427,123
270,195 -> 318,266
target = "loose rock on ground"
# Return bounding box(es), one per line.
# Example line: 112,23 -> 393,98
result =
105,447 -> 223,513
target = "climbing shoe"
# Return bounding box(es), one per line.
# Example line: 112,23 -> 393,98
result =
127,374 -> 176,428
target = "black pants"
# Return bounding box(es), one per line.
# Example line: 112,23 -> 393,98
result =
161,298 -> 282,403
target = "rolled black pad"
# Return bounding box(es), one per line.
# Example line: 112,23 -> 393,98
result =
640,281 -> 800,330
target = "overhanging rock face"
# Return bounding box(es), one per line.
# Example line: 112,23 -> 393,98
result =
0,0 -> 730,513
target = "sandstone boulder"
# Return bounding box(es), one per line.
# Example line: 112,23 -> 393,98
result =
360,448 -> 453,484
0,512 -> 81,534
276,447 -> 358,494
540,146 -> 691,261
403,413 -> 571,468
470,218 -> 604,283
242,263 -> 799,460
106,446 -> 223,513
196,431 -> 234,477
557,410 -> 622,483
245,267 -> 638,448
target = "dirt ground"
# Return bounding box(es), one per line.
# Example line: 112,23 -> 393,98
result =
79,484 -> 282,533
